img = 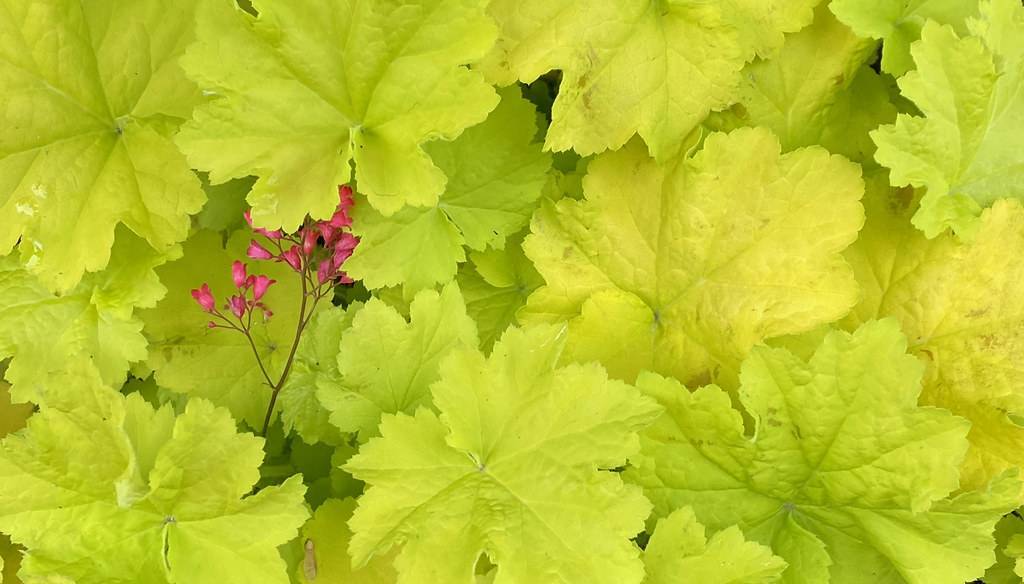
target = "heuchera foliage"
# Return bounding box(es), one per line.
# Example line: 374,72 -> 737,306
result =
2,0 -> 1024,583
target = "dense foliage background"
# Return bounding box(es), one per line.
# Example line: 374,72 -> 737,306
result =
1,0 -> 1024,582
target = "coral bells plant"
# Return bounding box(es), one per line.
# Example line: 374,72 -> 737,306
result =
5,1 -> 1024,583
189,185 -> 359,435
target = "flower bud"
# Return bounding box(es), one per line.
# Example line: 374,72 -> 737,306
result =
252,275 -> 276,300
281,245 -> 303,271
228,295 -> 247,318
247,240 -> 274,260
231,261 -> 247,288
190,283 -> 216,312
302,228 -> 318,256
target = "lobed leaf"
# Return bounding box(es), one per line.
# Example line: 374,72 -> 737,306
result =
177,0 -> 499,226
0,0 -> 206,292
522,127 -> 863,385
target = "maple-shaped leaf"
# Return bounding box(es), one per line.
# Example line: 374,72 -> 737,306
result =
295,498 -> 397,584
0,363 -> 308,584
626,320 -> 1021,584
279,306 -> 361,445
345,324 -> 662,584
843,174 -> 1024,492
709,4 -> 897,166
457,231 -> 543,351
644,507 -> 786,584
319,283 -> 477,440
479,0 -> 817,160
0,0 -> 206,292
140,230 -> 305,427
830,0 -> 979,75
871,0 -> 1024,239
344,88 -> 551,293
521,128 -> 863,385
0,230 -> 177,403
176,0 -> 499,226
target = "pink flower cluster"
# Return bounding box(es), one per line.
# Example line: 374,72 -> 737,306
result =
190,185 -> 360,329
245,185 -> 358,284
190,260 -> 277,327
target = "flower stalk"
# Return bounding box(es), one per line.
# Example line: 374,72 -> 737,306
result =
190,185 -> 359,435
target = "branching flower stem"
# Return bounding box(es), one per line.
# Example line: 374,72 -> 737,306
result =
192,186 -> 358,438
259,248 -> 310,436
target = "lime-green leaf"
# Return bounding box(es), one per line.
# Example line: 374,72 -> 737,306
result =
345,324 -> 661,584
0,363 -> 308,584
627,320 -> 1020,584
830,0 -> 979,75
480,0 -> 816,160
319,283 -> 477,440
0,0 -> 206,292
457,232 -> 543,351
345,88 -> 551,293
196,176 -> 256,233
521,128 -> 863,385
177,0 -> 499,225
871,0 -> 1024,238
295,499 -> 397,584
279,306 -> 360,445
0,230 -> 177,402
140,230 -> 304,427
843,175 -> 1024,492
644,507 -> 786,584
710,4 -> 897,165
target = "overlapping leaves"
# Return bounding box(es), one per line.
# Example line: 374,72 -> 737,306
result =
844,175 -> 1024,491
344,88 -> 551,293
481,0 -> 817,160
0,363 -> 307,584
0,0 -> 206,292
0,230 -> 175,403
317,283 -> 478,440
177,0 -> 499,227
628,320 -> 1020,584
872,0 -> 1024,239
140,230 -> 304,426
2,0 -> 1024,582
522,128 -> 864,385
346,325 -> 661,583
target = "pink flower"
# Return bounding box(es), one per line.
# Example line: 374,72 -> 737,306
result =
281,245 -> 303,271
338,185 -> 354,208
252,275 -> 276,300
338,272 -> 354,285
317,258 -> 334,284
247,240 -> 274,260
333,233 -> 358,266
190,283 -> 216,312
302,228 -> 318,256
244,210 -> 282,240
207,321 -> 217,329
318,222 -> 338,245
328,208 -> 352,229
335,232 -> 358,253
228,295 -> 247,318
232,261 -> 248,288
